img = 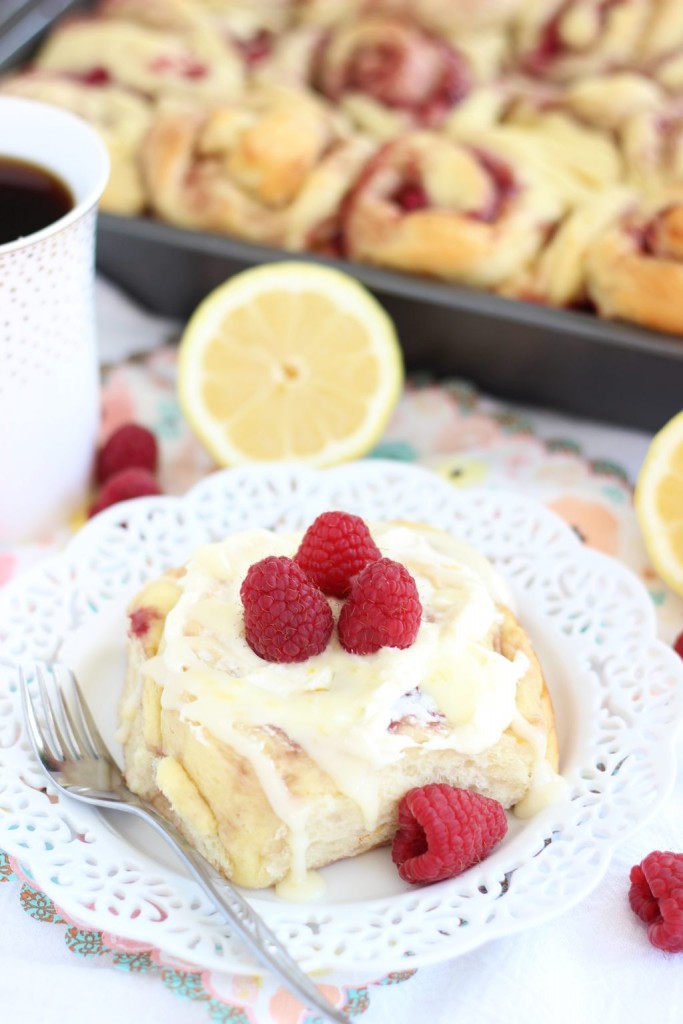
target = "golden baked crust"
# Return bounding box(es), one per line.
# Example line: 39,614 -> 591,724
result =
119,525 -> 560,890
141,84 -> 373,248
342,129 -> 565,288
586,202 -> 683,336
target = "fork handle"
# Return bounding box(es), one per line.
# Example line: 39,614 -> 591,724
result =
129,803 -> 349,1024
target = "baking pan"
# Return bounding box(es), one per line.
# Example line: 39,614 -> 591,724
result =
2,0 -> 683,432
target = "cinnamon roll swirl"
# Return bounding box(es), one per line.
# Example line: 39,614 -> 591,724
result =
312,16 -> 473,138
142,84 -> 373,249
341,130 -> 565,288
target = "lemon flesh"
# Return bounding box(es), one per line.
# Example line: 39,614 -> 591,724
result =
635,409 -> 683,596
177,262 -> 404,467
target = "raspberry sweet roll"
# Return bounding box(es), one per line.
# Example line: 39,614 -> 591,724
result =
310,15 -> 480,140
118,521 -> 562,893
512,0 -> 652,82
586,200 -> 683,335
141,83 -> 374,250
502,187 -> 635,308
0,69 -> 153,215
340,130 -> 566,289
456,84 -> 623,196
34,15 -> 244,104
97,0 -> 296,69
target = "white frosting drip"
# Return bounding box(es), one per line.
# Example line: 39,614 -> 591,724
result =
139,523 -> 561,891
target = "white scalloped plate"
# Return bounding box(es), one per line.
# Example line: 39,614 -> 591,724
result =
1,462 -> 682,976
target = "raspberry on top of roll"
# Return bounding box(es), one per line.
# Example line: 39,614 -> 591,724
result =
119,517 -> 563,895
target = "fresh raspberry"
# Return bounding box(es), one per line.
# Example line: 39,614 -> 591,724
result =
392,784 -> 508,884
674,632 -> 683,659
89,467 -> 162,517
294,511 -> 381,598
240,556 -> 333,663
629,851 -> 683,952
337,557 -> 421,654
95,423 -> 158,485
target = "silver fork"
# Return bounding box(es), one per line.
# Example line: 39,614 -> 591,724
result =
19,662 -> 349,1024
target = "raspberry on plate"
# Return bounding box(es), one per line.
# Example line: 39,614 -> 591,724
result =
629,851 -> 683,953
89,467 -> 162,517
95,423 -> 158,485
294,510 -> 381,598
338,557 -> 421,654
392,784 -> 508,884
241,555 -> 333,663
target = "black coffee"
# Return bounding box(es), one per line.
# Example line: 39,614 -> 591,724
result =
0,157 -> 74,245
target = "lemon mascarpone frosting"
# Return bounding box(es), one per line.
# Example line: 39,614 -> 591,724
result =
119,522 -> 565,894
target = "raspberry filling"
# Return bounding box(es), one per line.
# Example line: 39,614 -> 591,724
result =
129,606 -> 160,639
523,0 -> 624,73
72,67 -> 112,86
633,206 -> 683,261
148,55 -> 208,80
343,142 -> 518,229
391,182 -> 430,211
470,149 -> 519,223
390,151 -> 516,221
317,21 -> 470,127
234,30 -> 274,66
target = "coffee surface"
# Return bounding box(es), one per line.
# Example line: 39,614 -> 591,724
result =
0,157 -> 73,245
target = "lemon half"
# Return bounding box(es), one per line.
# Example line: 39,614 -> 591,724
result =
177,261 -> 404,467
635,410 -> 683,596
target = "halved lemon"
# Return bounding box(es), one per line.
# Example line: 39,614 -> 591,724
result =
177,261 -> 404,466
634,410 -> 683,595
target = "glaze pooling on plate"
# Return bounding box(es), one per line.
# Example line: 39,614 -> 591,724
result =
0,462 -> 681,975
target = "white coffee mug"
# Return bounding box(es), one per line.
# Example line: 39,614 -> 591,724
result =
0,96 -> 109,543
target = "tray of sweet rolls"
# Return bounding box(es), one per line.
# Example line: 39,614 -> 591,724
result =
2,0 -> 683,430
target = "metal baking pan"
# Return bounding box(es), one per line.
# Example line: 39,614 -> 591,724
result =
2,0 -> 683,432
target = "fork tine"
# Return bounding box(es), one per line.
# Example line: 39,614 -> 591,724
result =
52,663 -> 104,760
35,665 -> 68,762
37,663 -> 82,762
19,667 -> 62,765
